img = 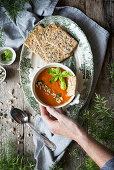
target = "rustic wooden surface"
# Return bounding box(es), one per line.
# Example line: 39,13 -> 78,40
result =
0,0 -> 113,169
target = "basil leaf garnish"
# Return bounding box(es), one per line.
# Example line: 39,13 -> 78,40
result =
50,75 -> 59,84
62,71 -> 72,77
59,77 -> 66,90
46,68 -> 57,75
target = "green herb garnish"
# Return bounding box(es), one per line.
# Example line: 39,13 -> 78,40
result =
50,75 -> 59,84
47,67 -> 72,90
0,0 -> 36,20
67,94 -> 114,170
0,142 -> 35,169
1,49 -> 13,62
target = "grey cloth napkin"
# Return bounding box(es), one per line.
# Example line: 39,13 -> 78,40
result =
0,1 -> 110,170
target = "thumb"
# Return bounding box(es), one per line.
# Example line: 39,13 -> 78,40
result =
46,106 -> 63,120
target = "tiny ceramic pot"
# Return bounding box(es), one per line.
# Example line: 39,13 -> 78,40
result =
0,47 -> 16,65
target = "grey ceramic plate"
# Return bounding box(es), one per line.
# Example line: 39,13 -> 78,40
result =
19,16 -> 94,118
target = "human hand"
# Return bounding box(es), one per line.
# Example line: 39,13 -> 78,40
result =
40,105 -> 80,140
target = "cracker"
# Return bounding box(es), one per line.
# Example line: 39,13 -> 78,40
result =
24,33 -> 37,52
24,31 -> 46,60
46,26 -> 78,54
67,76 -> 76,96
32,24 -> 70,63
24,22 -> 78,63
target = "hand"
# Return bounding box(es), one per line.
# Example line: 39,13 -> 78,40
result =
40,105 -> 114,168
40,105 -> 80,140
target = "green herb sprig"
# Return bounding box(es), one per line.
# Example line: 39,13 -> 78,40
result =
67,94 -> 114,170
46,67 -> 72,90
1,49 -> 13,62
0,142 -> 35,170
0,0 -> 35,20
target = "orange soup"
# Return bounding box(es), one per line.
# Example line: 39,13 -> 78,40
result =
35,67 -> 71,106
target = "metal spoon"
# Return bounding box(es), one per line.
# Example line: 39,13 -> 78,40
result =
10,108 -> 56,151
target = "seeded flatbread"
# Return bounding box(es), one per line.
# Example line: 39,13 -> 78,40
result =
24,22 -> 78,63
32,24 -> 70,63
24,28 -> 47,62
46,26 -> 78,54
33,23 -> 78,55
67,76 -> 76,96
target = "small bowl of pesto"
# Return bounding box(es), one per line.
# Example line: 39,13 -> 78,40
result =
0,47 -> 16,65
0,66 -> 6,83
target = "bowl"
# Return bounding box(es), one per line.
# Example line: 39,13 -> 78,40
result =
32,63 -> 75,108
0,47 -> 16,65
0,65 -> 6,83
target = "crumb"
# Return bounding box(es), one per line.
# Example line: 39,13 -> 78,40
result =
9,118 -> 14,123
8,89 -> 14,95
17,134 -> 21,138
3,114 -> 7,118
10,96 -> 17,100
10,127 -> 16,132
7,100 -> 13,105
27,133 -> 31,137
0,102 -> 3,106
17,83 -> 21,88
9,105 -> 14,110
0,113 -> 3,117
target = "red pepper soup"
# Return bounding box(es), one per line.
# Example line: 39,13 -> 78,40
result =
35,68 -> 71,106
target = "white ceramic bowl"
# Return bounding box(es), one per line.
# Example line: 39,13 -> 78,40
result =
0,65 -> 6,84
32,63 -> 75,108
0,47 -> 16,65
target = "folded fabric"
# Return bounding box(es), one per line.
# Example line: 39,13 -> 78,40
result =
0,1 -> 109,170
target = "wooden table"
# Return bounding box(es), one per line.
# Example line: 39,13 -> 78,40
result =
0,0 -> 113,169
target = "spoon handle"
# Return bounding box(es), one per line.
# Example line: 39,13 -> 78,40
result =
26,123 -> 56,151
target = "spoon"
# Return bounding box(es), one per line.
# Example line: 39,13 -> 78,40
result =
10,108 -> 56,151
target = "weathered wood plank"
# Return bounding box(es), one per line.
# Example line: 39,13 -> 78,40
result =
0,50 -> 24,156
23,100 -> 36,162
86,0 -> 106,27
57,0 -> 86,13
87,0 -> 114,108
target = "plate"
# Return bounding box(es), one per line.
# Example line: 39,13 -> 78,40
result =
19,16 -> 94,118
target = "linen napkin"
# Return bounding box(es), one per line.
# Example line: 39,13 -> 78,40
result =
0,1 -> 109,170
